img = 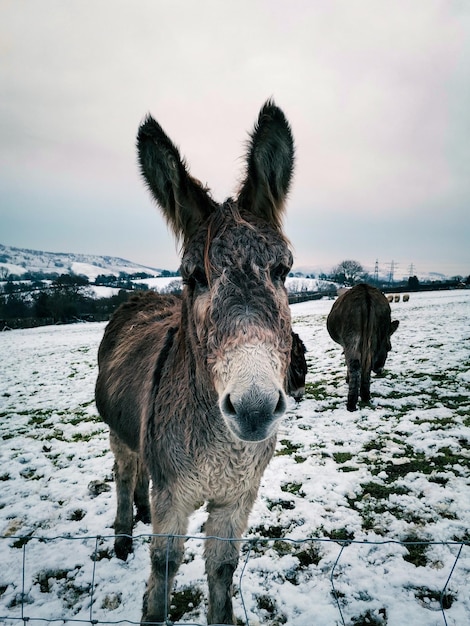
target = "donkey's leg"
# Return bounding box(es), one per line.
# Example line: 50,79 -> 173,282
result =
141,488 -> 191,625
134,458 -> 151,524
110,431 -> 138,560
204,490 -> 258,625
346,356 -> 361,412
360,367 -> 371,404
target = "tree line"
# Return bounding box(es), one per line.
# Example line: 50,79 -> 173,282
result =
1,261 -> 468,330
0,271 -> 180,330
326,259 -> 469,291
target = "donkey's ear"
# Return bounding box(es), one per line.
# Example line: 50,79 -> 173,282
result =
237,100 -> 295,229
137,115 -> 216,242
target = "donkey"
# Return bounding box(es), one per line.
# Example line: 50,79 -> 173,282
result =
326,283 -> 399,411
95,100 -> 295,625
286,331 -> 307,402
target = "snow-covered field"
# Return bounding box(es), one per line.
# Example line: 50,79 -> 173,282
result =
1,290 -> 469,626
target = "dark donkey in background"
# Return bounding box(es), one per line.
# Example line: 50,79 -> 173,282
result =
327,283 -> 399,412
287,331 -> 308,402
95,101 -> 296,625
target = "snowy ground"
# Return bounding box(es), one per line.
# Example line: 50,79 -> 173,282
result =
1,290 -> 469,626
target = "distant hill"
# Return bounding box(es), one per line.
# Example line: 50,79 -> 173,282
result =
0,244 -> 164,281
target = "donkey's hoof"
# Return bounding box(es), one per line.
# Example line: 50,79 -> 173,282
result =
141,595 -> 168,625
115,536 -> 133,561
140,616 -> 168,626
135,506 -> 151,525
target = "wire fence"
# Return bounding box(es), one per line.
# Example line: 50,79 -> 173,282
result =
1,532 -> 468,626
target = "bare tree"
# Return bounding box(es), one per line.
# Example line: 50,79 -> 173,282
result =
0,267 -> 10,280
331,259 -> 365,286
162,279 -> 183,294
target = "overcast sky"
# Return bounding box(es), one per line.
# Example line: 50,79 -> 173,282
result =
1,0 -> 469,278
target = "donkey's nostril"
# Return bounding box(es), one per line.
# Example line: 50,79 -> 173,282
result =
221,394 -> 237,417
274,391 -> 287,417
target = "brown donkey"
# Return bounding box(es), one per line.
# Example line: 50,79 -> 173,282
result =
95,101 -> 295,624
327,284 -> 399,411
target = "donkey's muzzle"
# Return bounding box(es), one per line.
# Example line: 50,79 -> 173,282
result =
215,343 -> 288,442
221,386 -> 287,442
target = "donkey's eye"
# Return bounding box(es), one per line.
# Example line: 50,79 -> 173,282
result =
271,263 -> 289,284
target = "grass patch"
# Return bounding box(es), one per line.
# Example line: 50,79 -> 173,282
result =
67,509 -> 86,521
367,445 -> 469,482
294,542 -> 322,568
71,429 -> 104,443
255,594 -> 287,625
347,480 -> 409,520
271,540 -> 293,557
266,498 -> 296,511
101,593 -> 122,610
11,532 -> 34,549
360,481 -> 408,500
91,546 -> 113,562
402,535 -> 428,567
428,475 -> 449,486
362,438 -> 388,453
251,524 -> 287,540
413,586 -> 455,610
28,414 -> 51,426
351,608 -> 387,625
19,468 -> 44,480
276,439 -> 302,455
8,592 -> 33,608
275,439 -> 306,462
333,452 -> 354,464
280,482 -> 303,496
35,569 -> 69,593
304,381 -> 329,401
327,528 -> 355,543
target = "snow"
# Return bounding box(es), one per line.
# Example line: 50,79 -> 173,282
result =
285,276 -> 330,293
89,285 -> 121,298
1,290 -> 469,625
0,262 -> 29,276
134,276 -> 182,290
0,243 -> 163,281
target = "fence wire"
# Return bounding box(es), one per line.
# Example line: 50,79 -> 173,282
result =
1,532 -> 468,626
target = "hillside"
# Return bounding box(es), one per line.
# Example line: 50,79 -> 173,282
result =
0,244 -> 164,281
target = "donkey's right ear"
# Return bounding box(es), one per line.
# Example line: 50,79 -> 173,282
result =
237,100 -> 295,230
137,115 -> 216,243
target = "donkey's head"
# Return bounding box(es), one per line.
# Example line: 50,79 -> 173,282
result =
137,101 -> 295,442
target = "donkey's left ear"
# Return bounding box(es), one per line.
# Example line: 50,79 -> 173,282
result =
237,100 -> 295,229
137,115 -> 216,243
